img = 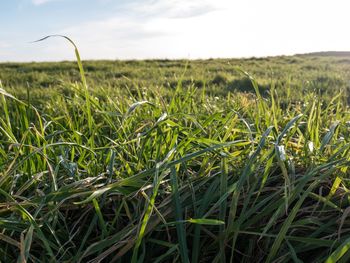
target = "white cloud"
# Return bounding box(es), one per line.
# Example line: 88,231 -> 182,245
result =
126,0 -> 219,19
0,41 -> 10,57
0,41 -> 10,49
5,0 -> 350,61
54,0 -> 234,60
32,0 -> 58,6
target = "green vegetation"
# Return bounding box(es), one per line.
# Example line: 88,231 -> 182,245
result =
3,52 -> 350,103
1,47 -> 350,262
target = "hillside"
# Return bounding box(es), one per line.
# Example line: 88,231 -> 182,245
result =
1,54 -> 350,103
300,51 -> 350,57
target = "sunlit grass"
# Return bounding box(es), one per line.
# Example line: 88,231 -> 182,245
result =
1,39 -> 350,262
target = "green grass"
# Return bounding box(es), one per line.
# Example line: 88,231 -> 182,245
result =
1,42 -> 350,262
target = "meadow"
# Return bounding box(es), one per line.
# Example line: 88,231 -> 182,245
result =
1,47 -> 350,262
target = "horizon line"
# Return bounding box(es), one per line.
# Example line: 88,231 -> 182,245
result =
1,50 -> 350,64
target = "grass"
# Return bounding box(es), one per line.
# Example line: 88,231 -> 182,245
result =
1,40 -> 350,262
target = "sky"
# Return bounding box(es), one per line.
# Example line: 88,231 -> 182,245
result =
1,0 -> 350,61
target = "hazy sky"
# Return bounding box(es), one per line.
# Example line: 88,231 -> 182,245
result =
1,0 -> 350,61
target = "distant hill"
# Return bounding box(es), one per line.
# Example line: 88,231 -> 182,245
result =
298,51 -> 350,57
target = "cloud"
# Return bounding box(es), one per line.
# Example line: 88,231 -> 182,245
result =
31,0 -> 58,6
0,41 -> 10,57
126,0 -> 219,19
0,41 -> 10,49
53,0 -> 230,60
6,0 -> 350,61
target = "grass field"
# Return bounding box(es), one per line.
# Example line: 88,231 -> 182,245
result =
1,47 -> 350,262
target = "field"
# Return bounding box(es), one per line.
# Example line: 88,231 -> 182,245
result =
1,50 -> 350,262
